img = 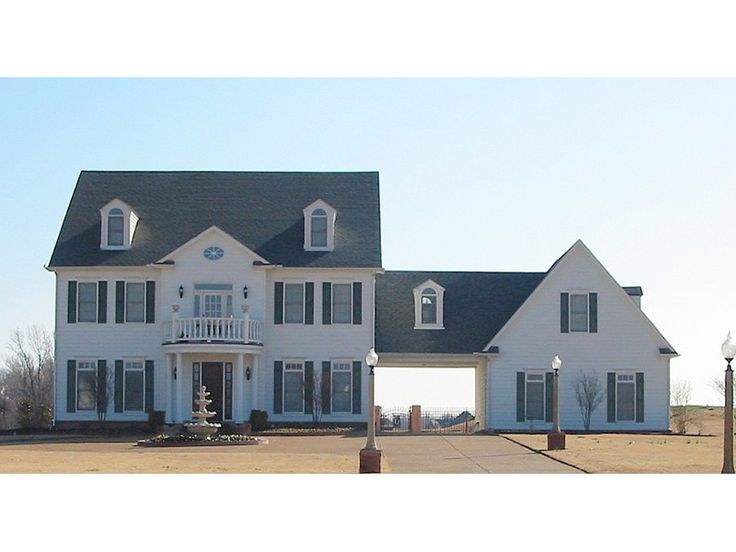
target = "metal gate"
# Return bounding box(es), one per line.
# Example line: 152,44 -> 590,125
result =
378,406 -> 477,434
379,407 -> 411,432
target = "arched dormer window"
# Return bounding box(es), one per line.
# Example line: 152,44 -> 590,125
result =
303,199 -> 336,251
107,208 -> 125,246
100,199 -> 138,250
311,208 -> 328,247
413,279 -> 445,330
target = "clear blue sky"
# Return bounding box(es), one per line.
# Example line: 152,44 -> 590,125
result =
1,78 -> 734,406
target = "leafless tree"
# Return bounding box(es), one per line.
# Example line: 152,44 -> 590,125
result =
95,369 -> 115,422
670,379 -> 696,434
301,369 -> 323,426
711,376 -> 735,402
571,372 -> 605,431
2,327 -> 54,429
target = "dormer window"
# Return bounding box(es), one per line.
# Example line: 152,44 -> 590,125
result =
100,199 -> 138,250
303,200 -> 336,251
413,279 -> 445,329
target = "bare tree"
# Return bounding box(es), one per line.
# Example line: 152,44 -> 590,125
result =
711,376 -> 735,402
301,369 -> 323,426
95,369 -> 115,422
670,379 -> 696,434
571,372 -> 605,431
2,327 -> 54,429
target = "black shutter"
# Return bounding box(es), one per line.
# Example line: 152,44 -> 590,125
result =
635,372 -> 645,423
145,281 -> 156,324
589,292 -> 598,333
305,282 -> 314,325
145,360 -> 154,413
352,282 -> 362,325
97,281 -> 107,324
560,293 -> 569,333
66,360 -> 76,412
96,360 -> 107,414
67,281 -> 77,324
322,283 -> 332,324
321,362 -> 332,414
545,372 -> 553,422
114,360 -> 124,413
224,363 -> 233,420
273,361 -> 283,414
274,282 -> 284,324
304,361 -> 314,414
516,372 -> 525,422
352,361 -> 362,414
115,281 -> 125,323
192,363 -> 201,413
607,372 -> 616,423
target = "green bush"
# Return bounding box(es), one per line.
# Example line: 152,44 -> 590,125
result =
15,399 -> 52,429
148,410 -> 166,430
249,409 -> 269,432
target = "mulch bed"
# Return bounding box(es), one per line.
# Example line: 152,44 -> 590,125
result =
136,434 -> 268,447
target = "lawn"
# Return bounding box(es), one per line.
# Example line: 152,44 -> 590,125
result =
503,406 -> 728,473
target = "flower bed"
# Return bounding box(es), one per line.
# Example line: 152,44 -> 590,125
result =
136,434 -> 268,447
257,426 -> 357,436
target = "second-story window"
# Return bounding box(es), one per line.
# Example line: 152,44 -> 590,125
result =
284,283 -> 305,324
421,288 -> 437,324
107,208 -> 125,246
332,283 -> 352,324
310,208 -> 328,247
125,282 -> 145,323
569,294 -> 589,332
78,282 -> 98,323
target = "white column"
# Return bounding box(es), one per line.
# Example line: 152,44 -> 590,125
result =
251,354 -> 259,410
176,352 -> 183,423
165,353 -> 173,423
236,353 -> 245,421
475,359 -> 488,431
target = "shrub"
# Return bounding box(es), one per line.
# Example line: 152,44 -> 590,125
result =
148,410 -> 166,430
249,409 -> 269,432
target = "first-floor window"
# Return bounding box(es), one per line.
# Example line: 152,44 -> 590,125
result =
526,373 -> 545,421
332,362 -> 352,413
124,361 -> 145,412
616,373 -> 635,421
77,361 -> 97,410
284,362 -> 304,413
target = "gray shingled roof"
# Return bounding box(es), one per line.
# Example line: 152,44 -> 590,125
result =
48,171 -> 382,268
375,271 -> 547,354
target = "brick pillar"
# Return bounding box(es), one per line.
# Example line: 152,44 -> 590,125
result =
374,405 -> 382,434
410,405 -> 422,433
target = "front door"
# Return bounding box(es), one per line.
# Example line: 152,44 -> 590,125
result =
202,362 -> 224,422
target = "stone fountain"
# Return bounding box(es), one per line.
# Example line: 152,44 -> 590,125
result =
185,385 -> 222,439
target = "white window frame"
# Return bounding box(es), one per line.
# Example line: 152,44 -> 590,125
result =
125,281 -> 146,323
331,282 -> 353,325
413,279 -> 445,329
569,292 -> 589,333
616,372 -> 636,422
76,360 -> 97,411
283,361 -> 305,413
283,283 -> 305,324
193,284 -> 234,319
331,361 -> 353,413
525,372 -> 546,422
302,199 -> 336,251
77,281 -> 98,323
99,198 -> 138,250
123,359 -> 145,413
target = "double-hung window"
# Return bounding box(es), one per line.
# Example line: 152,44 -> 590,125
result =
310,208 -> 328,247
77,282 -> 98,323
569,294 -> 589,332
107,208 -> 125,246
283,362 -> 304,413
616,374 -> 635,421
331,362 -> 352,413
284,284 -> 305,324
125,282 -> 145,322
124,361 -> 145,412
525,373 -> 545,421
332,284 -> 352,324
76,361 -> 97,411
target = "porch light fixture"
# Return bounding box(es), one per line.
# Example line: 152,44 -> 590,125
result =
360,348 -> 382,473
246,367 -> 251,381
721,332 -> 736,473
178,285 -> 184,299
173,366 -> 177,380
243,285 -> 248,299
547,354 -> 566,450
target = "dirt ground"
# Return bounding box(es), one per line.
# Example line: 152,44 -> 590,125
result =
0,434 -> 369,474
504,406 -> 729,473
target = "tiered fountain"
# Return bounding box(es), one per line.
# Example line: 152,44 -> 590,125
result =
185,385 -> 222,439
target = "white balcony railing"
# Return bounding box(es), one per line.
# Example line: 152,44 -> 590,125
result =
163,317 -> 263,345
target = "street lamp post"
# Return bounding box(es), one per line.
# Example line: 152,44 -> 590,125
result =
547,354 -> 566,450
359,348 -> 382,473
721,333 -> 736,474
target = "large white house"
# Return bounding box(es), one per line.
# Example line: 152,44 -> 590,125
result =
48,171 -> 677,431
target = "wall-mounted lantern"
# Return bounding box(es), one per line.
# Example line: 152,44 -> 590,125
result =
178,285 -> 184,299
243,285 -> 248,299
246,367 -> 252,381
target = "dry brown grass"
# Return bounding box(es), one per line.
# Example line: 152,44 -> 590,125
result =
504,406 -> 729,473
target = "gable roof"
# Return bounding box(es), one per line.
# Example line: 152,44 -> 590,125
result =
375,271 -> 547,354
48,171 -> 382,268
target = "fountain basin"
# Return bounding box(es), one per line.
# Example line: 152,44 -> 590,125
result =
184,423 -> 221,439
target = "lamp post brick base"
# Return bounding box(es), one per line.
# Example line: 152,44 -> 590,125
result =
359,448 -> 382,473
547,431 -> 566,451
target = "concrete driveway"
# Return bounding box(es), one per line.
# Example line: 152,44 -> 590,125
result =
378,434 -> 582,474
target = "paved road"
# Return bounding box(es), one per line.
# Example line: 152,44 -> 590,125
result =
378,434 -> 582,474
